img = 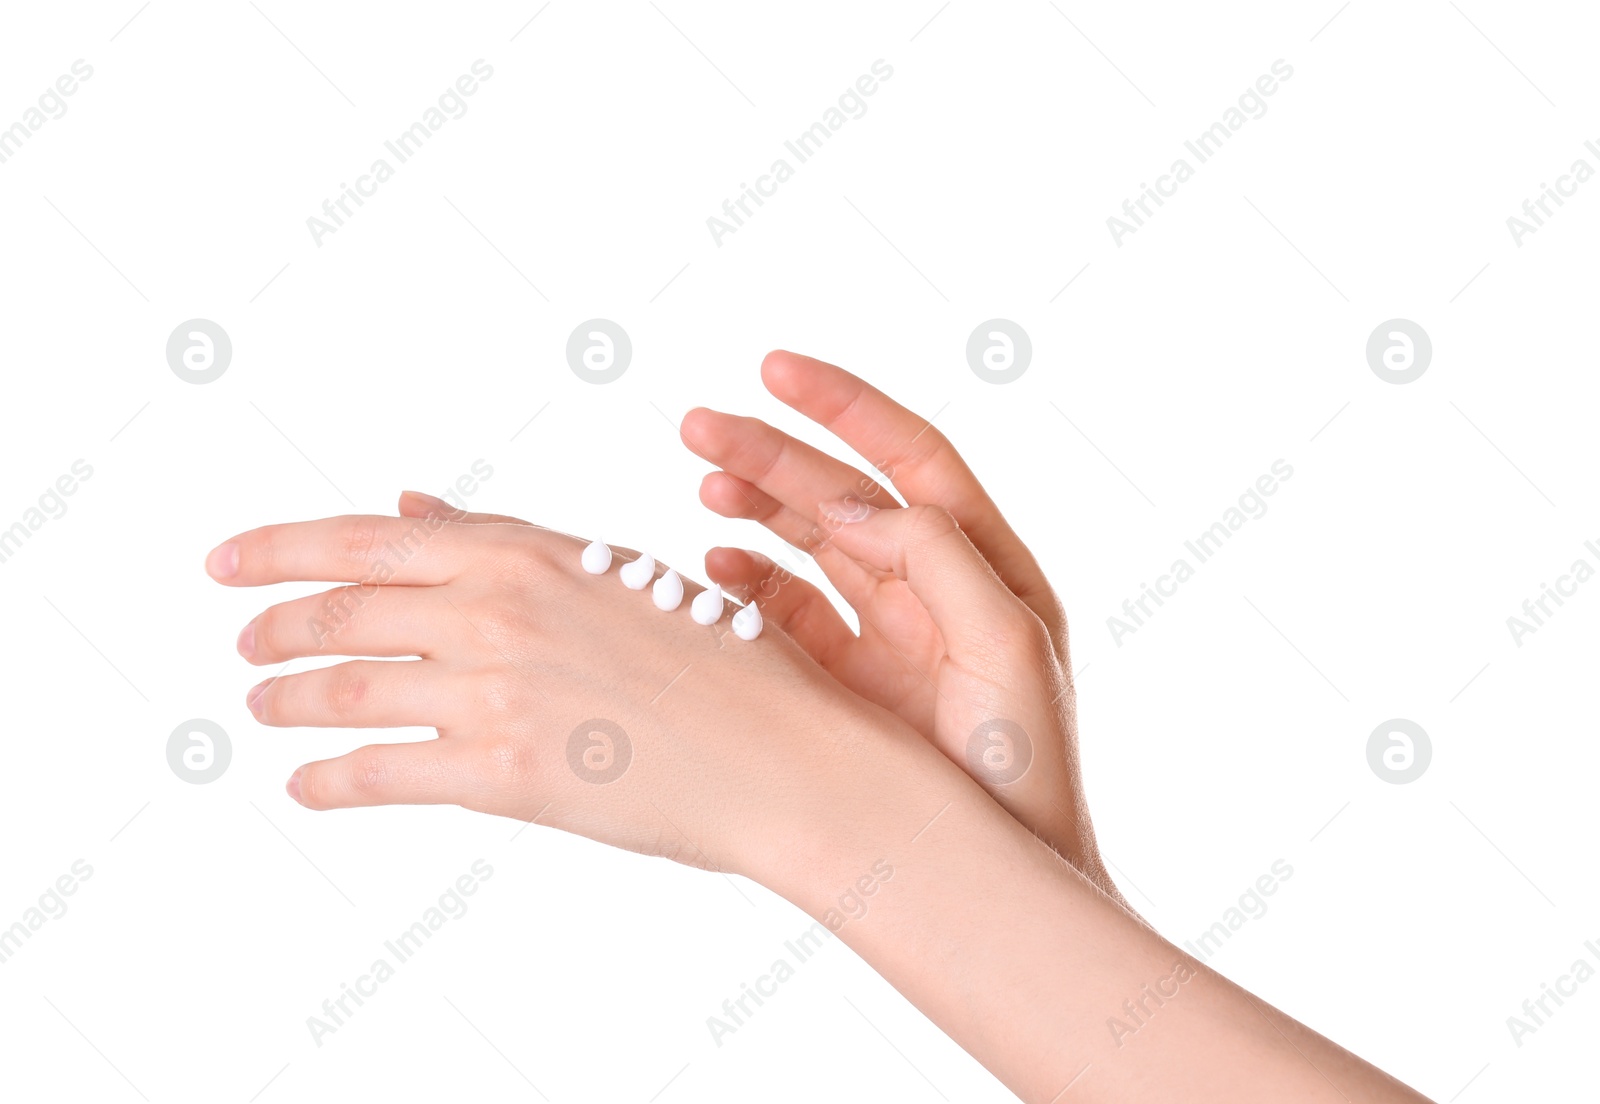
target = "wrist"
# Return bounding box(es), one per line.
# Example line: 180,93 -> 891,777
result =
762,743 -> 1139,1102
744,708 -> 970,910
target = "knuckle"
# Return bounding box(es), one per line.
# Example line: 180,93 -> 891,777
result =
906,504 -> 962,548
340,517 -> 384,568
472,601 -> 519,642
748,427 -> 787,484
314,586 -> 364,643
904,425 -> 958,472
909,503 -> 959,534
495,531 -> 553,585
346,749 -> 391,798
971,606 -> 1051,665
719,415 -> 776,478
494,553 -> 541,592
1017,609 -> 1055,655
326,666 -> 369,719
477,672 -> 521,718
473,584 -> 539,643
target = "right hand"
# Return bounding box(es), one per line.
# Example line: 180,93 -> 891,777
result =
679,352 -> 1121,903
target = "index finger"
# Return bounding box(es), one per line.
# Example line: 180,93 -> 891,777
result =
205,514 -> 482,587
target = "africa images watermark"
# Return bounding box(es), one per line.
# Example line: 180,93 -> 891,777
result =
306,60 -> 495,246
306,858 -> 494,1047
0,859 -> 94,967
1107,59 -> 1294,246
1504,537 -> 1600,647
1505,938 -> 1600,1048
1108,857 -> 1295,1048
1107,460 -> 1294,646
308,460 -> 494,647
706,59 -> 894,247
1181,858 -> 1294,964
1105,958 -> 1199,1049
705,858 -> 893,1047
734,464 -> 898,604
0,459 -> 95,567
1505,139 -> 1600,246
0,60 -> 94,168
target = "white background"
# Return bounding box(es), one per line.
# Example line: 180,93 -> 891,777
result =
1,1 -> 1595,1101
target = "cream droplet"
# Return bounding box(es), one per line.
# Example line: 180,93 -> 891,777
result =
652,568 -> 684,611
731,600 -> 763,641
619,552 -> 655,590
690,585 -> 725,626
581,538 -> 613,574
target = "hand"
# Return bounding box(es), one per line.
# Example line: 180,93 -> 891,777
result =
677,351 -> 1118,900
206,511 -> 936,883
207,421 -> 1430,1104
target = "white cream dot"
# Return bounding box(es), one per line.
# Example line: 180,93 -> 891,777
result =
581,538 -> 612,574
731,601 -> 763,641
690,585 -> 725,625
619,552 -> 655,590
653,568 -> 685,611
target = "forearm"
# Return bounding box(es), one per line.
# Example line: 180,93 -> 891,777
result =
772,741 -> 1433,1103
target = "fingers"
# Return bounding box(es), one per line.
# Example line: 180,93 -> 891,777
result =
760,350 -> 1054,606
697,470 -> 879,610
248,659 -> 462,728
398,490 -> 532,527
289,738 -> 482,810
240,585 -> 462,664
206,515 -> 485,587
704,547 -> 855,666
697,471 -> 819,545
681,405 -> 901,522
822,501 -> 1048,670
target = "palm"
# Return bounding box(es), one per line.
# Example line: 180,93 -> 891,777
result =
671,352 -> 1120,894
825,577 -> 944,730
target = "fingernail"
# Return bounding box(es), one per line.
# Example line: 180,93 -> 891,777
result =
286,768 -> 302,803
206,542 -> 239,579
236,622 -> 256,660
821,497 -> 876,524
403,489 -> 457,518
247,679 -> 269,715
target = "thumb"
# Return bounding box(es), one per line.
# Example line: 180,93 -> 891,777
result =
398,490 -> 533,526
821,498 -> 1070,811
820,499 -> 1049,664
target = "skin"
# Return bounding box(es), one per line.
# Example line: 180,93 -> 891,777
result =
678,350 -> 1113,900
207,352 -> 1435,1102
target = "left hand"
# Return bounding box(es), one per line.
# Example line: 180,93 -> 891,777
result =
206,509 -> 942,884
